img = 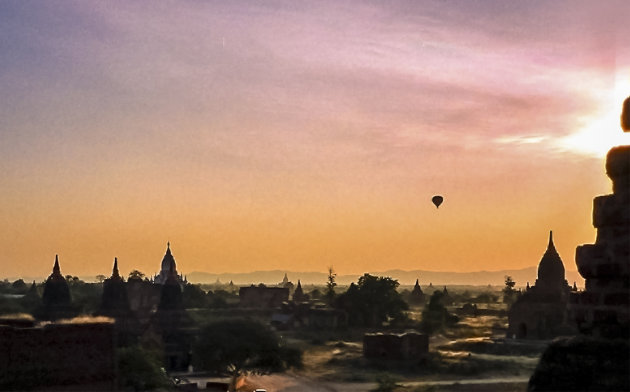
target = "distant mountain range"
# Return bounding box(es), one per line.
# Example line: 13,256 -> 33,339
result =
186,267 -> 584,287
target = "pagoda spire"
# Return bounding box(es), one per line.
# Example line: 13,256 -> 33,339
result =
53,254 -> 60,275
112,257 -> 120,279
548,230 -> 555,250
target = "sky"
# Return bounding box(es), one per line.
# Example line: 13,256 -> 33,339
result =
1,0 -> 629,281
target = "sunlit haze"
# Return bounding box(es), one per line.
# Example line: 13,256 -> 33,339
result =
1,1 -> 629,280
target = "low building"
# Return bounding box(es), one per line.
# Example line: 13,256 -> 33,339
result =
239,285 -> 289,308
363,331 -> 428,360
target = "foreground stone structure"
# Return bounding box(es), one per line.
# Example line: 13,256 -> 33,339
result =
569,144 -> 630,338
529,98 -> 630,391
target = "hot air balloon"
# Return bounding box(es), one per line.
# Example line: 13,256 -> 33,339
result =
432,195 -> 443,209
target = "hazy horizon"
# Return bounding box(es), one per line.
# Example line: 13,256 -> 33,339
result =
2,1 -> 630,278
6,263 -> 584,288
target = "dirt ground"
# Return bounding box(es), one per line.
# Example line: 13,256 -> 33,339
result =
188,313 -> 540,392
241,373 -> 529,392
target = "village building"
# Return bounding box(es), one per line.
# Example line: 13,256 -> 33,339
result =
507,231 -> 575,339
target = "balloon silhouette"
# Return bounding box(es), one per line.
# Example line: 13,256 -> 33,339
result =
432,195 -> 443,209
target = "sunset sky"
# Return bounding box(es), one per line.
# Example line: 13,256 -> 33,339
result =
1,1 -> 629,280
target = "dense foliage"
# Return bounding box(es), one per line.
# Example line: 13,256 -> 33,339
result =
117,345 -> 172,391
502,275 -> 518,305
335,274 -> 408,327
420,290 -> 459,334
193,319 -> 302,379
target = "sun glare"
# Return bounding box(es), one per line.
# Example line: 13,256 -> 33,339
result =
558,73 -> 630,158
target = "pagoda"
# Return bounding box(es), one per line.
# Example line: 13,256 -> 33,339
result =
154,242 -> 187,285
292,280 -> 309,302
99,258 -> 131,314
39,255 -> 75,320
408,279 -> 426,305
507,231 -> 573,339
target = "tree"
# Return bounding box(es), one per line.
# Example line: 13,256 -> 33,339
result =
193,319 -> 301,390
117,345 -> 172,391
128,270 -> 146,281
65,275 -> 80,284
182,283 -> 207,308
309,288 -> 322,300
11,279 -> 27,293
420,290 -> 459,335
95,274 -> 107,283
502,275 -> 517,305
67,279 -> 102,314
335,274 -> 408,327
325,267 -> 337,305
206,290 -> 229,308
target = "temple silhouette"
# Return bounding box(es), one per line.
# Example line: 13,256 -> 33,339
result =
507,231 -> 575,339
153,242 -> 187,285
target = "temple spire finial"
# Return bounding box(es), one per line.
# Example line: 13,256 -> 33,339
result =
548,230 -> 554,248
112,257 -> 120,278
